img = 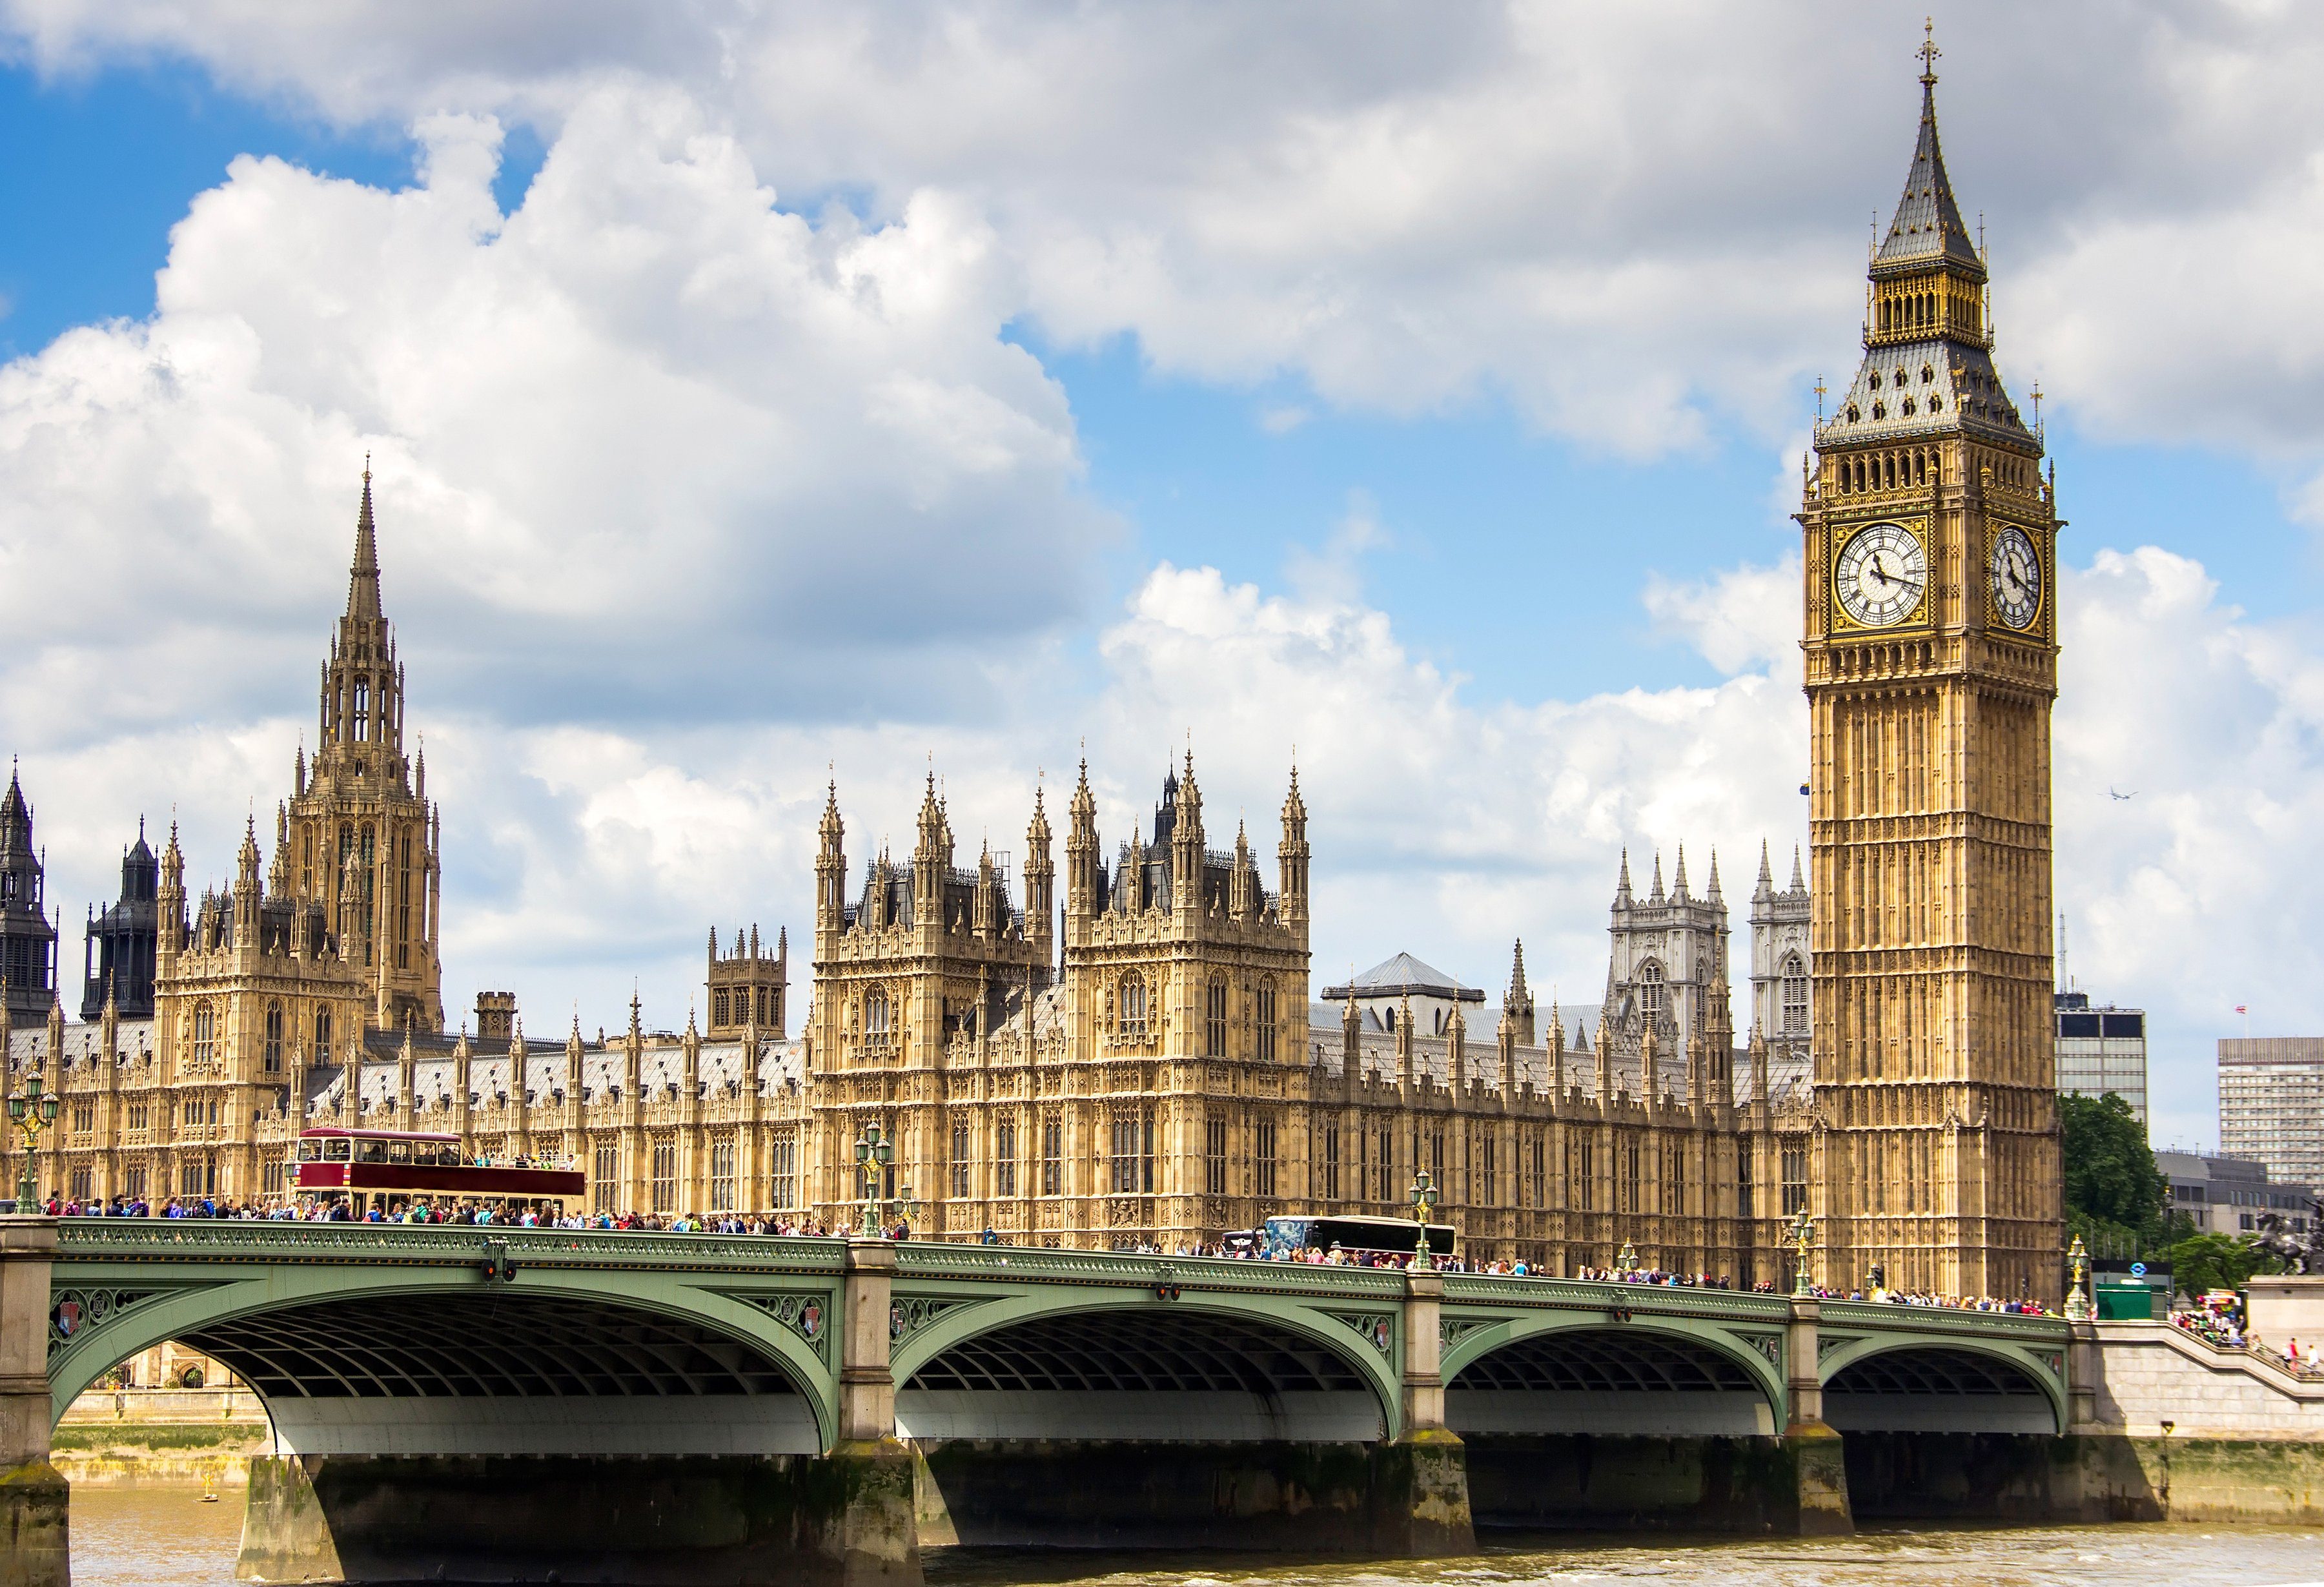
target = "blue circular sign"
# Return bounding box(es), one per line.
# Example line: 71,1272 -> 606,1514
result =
2130,1262 -> 2147,1278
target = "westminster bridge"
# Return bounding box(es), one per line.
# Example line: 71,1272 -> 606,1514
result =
0,1218 -> 2116,1585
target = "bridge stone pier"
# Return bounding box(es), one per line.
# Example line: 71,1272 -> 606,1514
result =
9,1220 -> 2098,1584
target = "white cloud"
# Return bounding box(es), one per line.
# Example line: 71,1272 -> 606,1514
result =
0,83 -> 1111,753
21,3 -> 2324,458
6,5 -> 2324,1161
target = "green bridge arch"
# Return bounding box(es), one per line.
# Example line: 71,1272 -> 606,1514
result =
35,1225 -> 2075,1451
889,1284 -> 1408,1440
1438,1309 -> 1789,1430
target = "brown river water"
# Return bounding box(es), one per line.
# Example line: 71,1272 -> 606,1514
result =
65,1486 -> 2324,1586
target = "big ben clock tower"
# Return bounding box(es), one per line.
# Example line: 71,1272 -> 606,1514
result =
1799,34 -> 2063,1302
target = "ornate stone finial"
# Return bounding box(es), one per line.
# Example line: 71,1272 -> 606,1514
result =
1919,17 -> 1940,87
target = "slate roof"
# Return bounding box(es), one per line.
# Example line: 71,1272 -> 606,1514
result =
1875,79 -> 1984,277
1320,952 -> 1485,1003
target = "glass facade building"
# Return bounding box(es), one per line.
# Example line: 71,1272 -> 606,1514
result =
2055,991 -> 2148,1127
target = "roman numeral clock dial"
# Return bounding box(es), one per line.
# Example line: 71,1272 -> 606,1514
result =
1833,520 -> 1927,628
1989,523 -> 2042,630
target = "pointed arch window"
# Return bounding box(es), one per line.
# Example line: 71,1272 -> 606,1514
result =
1205,975 -> 1227,1057
352,679 -> 369,742
1255,980 -> 1278,1061
866,987 -> 892,1043
1780,952 -> 1809,1036
1118,972 -> 1148,1038
191,1002 -> 216,1069
314,1006 -> 333,1061
1638,961 -> 1666,1021
263,1003 -> 283,1074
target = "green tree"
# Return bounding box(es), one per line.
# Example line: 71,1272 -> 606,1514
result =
2164,1231 -> 2283,1298
2059,1091 -> 2168,1247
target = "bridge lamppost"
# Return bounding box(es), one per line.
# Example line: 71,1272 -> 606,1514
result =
2064,1234 -> 2092,1322
1786,1208 -> 1815,1296
853,1120 -> 894,1238
892,1182 -> 923,1239
6,1070 -> 61,1213
1409,1169 -> 1440,1269
1616,1239 -> 1638,1279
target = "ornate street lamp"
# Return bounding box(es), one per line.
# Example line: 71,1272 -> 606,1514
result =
2064,1234 -> 2092,1322
7,1071 -> 63,1212
1786,1208 -> 1815,1296
892,1182 -> 923,1238
1409,1169 -> 1440,1267
1616,1239 -> 1638,1278
853,1120 -> 894,1237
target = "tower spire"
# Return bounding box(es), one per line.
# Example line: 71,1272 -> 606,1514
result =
1877,28 -> 1978,276
348,456 -> 382,620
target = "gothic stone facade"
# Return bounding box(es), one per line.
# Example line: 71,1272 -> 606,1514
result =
4,63 -> 2056,1292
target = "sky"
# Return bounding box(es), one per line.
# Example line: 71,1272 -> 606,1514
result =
5,1 -> 2324,1157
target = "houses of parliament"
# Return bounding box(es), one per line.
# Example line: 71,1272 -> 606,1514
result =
0,59 -> 2065,1300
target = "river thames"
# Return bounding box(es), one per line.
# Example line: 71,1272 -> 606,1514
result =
64,1487 -> 2324,1586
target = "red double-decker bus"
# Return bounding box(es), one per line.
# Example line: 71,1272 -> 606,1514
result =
292,1128 -> 587,1215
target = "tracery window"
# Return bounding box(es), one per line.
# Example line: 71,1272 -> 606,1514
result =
995,1119 -> 1018,1198
650,1138 -> 677,1212
263,1003 -> 283,1074
593,1141 -> 618,1214
1111,1107 -> 1154,1194
314,1007 -> 333,1061
709,1138 -> 736,1211
1780,1138 -> 1809,1216
1638,961 -> 1665,1021
1117,973 -> 1148,1038
1255,980 -> 1278,1060
1780,952 -> 1809,1036
191,1003 -> 215,1070
1254,1115 -> 1278,1200
866,987 -> 892,1042
352,679 -> 370,742
768,1131 -> 798,1210
1323,1123 -> 1341,1201
1205,976 -> 1227,1056
1039,1114 -> 1063,1196
951,1118 -> 972,1198
713,990 -> 730,1027
1205,1112 -> 1227,1195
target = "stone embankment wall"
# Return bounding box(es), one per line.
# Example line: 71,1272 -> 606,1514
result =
2086,1320 -> 2324,1439
51,1388 -> 269,1488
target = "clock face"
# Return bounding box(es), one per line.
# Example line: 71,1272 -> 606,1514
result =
1834,522 -> 1928,628
1990,524 -> 2041,630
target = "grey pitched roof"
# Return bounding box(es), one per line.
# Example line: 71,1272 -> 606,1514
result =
1875,80 -> 1983,277
1820,338 -> 2034,449
1320,952 -> 1485,1003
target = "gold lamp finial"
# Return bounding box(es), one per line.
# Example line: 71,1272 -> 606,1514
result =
1919,18 -> 1941,87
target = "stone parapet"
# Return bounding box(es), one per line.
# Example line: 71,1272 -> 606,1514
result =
2087,1320 -> 2324,1439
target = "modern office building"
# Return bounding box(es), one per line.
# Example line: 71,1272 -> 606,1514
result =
2218,1038 -> 2324,1189
2156,1150 -> 2316,1239
2055,991 -> 2148,1126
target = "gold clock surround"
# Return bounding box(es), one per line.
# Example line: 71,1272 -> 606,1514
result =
1829,518 -> 1932,633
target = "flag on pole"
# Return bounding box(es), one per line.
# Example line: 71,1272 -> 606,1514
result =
2236,1005 -> 2247,1014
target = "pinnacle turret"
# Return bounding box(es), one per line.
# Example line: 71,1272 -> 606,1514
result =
347,459 -> 382,621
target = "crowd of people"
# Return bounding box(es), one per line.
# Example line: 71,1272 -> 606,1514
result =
2172,1295 -> 2319,1377
0,1193 -> 2201,1320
